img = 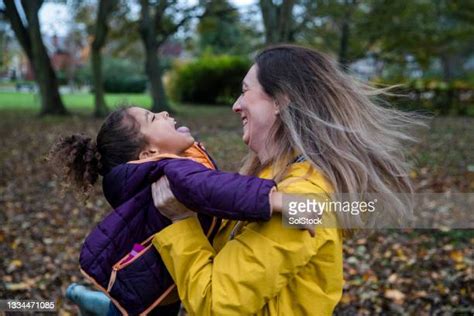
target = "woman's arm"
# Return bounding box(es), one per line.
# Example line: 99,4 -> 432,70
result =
153,215 -> 318,315
152,178 -> 326,315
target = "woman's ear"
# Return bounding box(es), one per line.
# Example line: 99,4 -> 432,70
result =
273,100 -> 280,115
274,105 -> 280,115
139,147 -> 159,160
274,94 -> 290,115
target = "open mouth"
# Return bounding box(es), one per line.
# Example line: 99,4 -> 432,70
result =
171,118 -> 191,134
176,125 -> 191,134
242,116 -> 248,126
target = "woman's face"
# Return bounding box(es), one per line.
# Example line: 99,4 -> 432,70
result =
128,107 -> 194,158
232,64 -> 278,161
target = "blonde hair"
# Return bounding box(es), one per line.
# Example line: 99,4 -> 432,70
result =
240,45 -> 426,236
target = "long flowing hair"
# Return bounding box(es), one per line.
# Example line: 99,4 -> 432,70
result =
240,45 -> 426,236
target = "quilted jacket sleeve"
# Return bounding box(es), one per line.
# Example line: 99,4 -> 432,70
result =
103,162 -> 162,208
158,158 -> 276,221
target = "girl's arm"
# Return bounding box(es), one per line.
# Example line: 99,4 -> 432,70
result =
155,158 -> 279,221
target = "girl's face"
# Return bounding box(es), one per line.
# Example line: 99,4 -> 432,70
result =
128,107 -> 194,158
232,64 -> 279,161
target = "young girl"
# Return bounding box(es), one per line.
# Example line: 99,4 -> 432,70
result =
51,106 -> 284,315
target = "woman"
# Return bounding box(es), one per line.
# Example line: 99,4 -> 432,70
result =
151,45 -> 421,315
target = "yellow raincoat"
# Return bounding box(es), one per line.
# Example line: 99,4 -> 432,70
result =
153,161 -> 344,315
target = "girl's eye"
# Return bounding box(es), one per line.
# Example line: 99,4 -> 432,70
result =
152,115 -> 155,122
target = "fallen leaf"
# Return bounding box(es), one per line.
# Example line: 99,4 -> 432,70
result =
5,282 -> 30,291
449,250 -> 464,263
385,289 -> 406,304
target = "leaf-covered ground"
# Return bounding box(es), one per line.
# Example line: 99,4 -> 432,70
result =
0,109 -> 472,315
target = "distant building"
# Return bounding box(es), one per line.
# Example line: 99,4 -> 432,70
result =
159,41 -> 184,58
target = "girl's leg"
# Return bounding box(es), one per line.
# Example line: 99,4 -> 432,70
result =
66,283 -> 110,316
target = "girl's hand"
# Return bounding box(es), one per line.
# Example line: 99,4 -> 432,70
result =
151,176 -> 196,223
270,191 -> 316,237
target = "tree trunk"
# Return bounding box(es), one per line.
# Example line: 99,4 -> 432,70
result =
440,54 -> 455,114
10,0 -> 68,115
139,0 -> 173,113
338,20 -> 350,68
259,0 -> 295,44
91,0 -> 116,118
91,49 -> 108,117
338,0 -> 358,70
145,48 -> 170,113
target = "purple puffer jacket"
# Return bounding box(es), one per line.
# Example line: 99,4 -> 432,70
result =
79,144 -> 276,315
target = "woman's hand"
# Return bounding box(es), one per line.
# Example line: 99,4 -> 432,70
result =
151,176 -> 196,223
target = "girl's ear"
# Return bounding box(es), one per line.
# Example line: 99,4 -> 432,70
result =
139,147 -> 159,160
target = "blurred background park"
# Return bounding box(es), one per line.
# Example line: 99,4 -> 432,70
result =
0,0 -> 473,314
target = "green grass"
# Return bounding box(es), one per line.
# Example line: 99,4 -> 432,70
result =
0,91 -> 232,117
0,91 -> 152,111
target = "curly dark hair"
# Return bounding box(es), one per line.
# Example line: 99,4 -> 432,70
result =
49,107 -> 147,193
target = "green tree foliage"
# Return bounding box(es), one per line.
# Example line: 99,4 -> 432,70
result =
139,0 -> 203,113
361,0 -> 474,79
77,57 -> 147,93
72,0 -> 141,60
297,0 -> 371,67
197,0 -> 243,55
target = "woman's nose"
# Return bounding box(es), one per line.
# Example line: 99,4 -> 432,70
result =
160,111 -> 169,118
232,96 -> 242,113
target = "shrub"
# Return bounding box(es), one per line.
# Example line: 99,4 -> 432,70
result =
169,55 -> 251,105
376,78 -> 474,116
77,58 -> 147,93
102,58 -> 147,93
104,77 -> 147,93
